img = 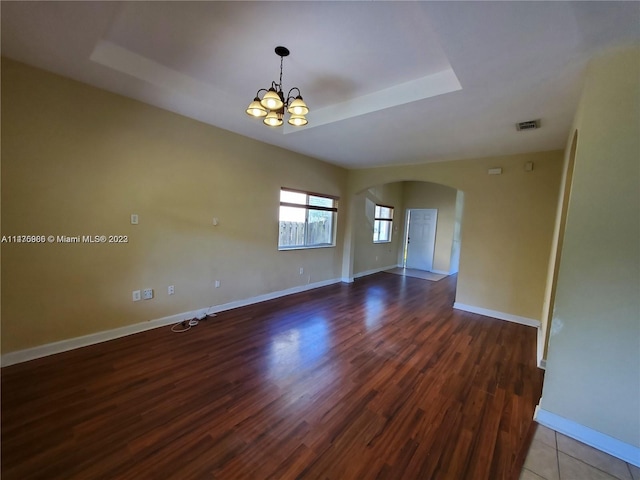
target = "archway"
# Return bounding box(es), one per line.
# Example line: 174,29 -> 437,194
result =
346,180 -> 464,285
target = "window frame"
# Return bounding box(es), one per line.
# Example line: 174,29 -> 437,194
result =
278,187 -> 339,250
373,204 -> 394,243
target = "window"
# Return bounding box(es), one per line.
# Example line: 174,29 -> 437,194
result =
373,204 -> 394,243
279,188 -> 338,249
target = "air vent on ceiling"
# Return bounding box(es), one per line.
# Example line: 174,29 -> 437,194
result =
516,120 -> 540,131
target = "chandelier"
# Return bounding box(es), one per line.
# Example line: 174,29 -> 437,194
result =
246,46 -> 309,127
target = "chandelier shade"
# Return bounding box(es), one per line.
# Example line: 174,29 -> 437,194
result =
261,88 -> 284,110
287,96 -> 309,116
288,114 -> 308,126
246,46 -> 309,128
246,97 -> 267,117
264,111 -> 284,127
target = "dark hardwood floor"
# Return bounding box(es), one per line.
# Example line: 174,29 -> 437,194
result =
1,273 -> 543,479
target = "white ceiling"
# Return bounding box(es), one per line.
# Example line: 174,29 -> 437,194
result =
2,1 -> 639,169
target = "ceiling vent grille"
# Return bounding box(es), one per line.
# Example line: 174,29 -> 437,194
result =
516,120 -> 540,131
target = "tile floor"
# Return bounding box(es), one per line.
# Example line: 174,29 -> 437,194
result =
520,424 -> 640,480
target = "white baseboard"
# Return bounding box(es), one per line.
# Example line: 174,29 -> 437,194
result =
453,302 -> 541,328
1,277 -> 342,367
454,303 -> 544,374
353,264 -> 398,279
206,277 -> 342,314
534,405 -> 640,467
1,312 -> 187,367
341,277 -> 354,283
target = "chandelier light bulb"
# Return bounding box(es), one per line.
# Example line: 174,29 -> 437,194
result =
246,97 -> 267,117
287,96 -> 309,116
264,111 -> 283,127
288,114 -> 308,126
261,88 -> 283,111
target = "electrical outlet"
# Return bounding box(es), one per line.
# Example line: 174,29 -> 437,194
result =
131,214 -> 139,225
168,285 -> 175,295
215,280 -> 220,288
143,288 -> 153,300
132,290 -> 141,302
299,267 -> 304,275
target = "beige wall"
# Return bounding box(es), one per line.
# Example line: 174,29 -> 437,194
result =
1,58 -> 565,357
540,47 -> 640,447
402,181 -> 458,274
345,150 -> 564,321
1,59 -> 348,353
353,183 -> 404,274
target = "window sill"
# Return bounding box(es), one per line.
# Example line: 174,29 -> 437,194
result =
278,244 -> 335,251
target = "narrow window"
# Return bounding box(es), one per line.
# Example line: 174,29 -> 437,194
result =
279,188 -> 338,249
373,204 -> 393,243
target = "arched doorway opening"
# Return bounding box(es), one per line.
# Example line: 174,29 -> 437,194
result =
350,180 -> 464,284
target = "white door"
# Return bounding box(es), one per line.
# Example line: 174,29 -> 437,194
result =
405,209 -> 438,271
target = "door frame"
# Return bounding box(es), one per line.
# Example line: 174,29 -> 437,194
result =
403,208 -> 438,271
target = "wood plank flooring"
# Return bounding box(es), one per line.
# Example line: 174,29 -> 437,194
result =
1,273 -> 543,479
